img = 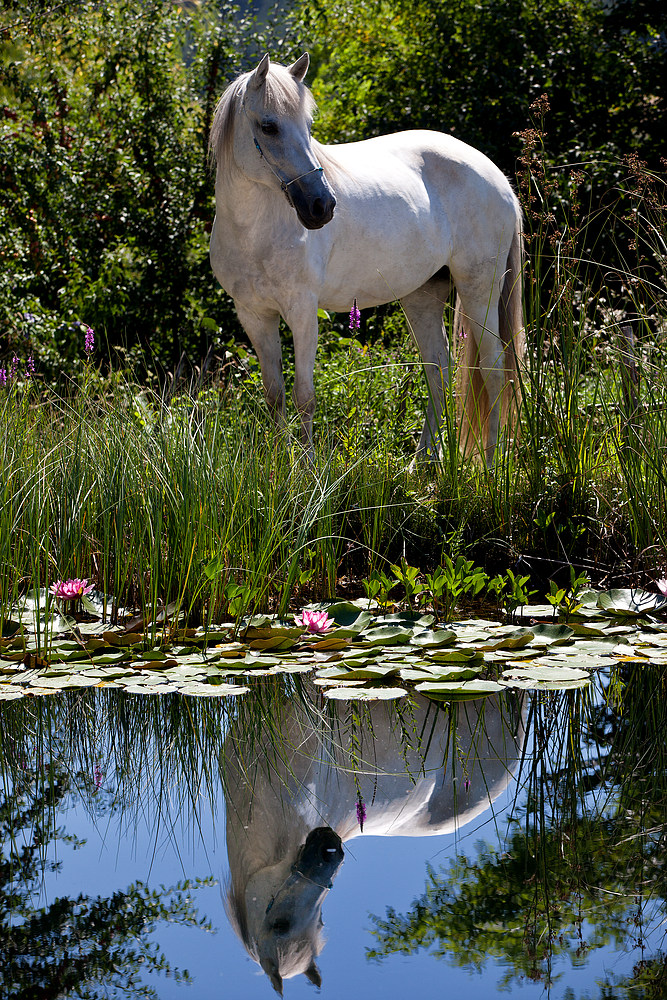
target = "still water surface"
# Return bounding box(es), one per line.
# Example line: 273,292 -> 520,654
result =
3,674 -> 665,998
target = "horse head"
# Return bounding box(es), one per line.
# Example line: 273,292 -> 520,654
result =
238,53 -> 336,230
243,826 -> 344,995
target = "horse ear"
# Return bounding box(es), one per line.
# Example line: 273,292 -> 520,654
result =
304,961 -> 322,988
288,52 -> 309,82
250,53 -> 270,90
261,958 -> 284,996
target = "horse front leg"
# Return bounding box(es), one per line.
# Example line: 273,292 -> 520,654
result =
235,304 -> 286,428
282,303 -> 319,457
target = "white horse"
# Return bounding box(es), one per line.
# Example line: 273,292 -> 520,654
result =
209,53 -> 525,462
223,693 -> 523,994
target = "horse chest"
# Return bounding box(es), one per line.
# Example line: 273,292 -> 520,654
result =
211,215 -> 313,306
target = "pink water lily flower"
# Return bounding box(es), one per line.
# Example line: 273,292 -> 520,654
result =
295,609 -> 334,634
657,579 -> 667,597
49,578 -> 94,601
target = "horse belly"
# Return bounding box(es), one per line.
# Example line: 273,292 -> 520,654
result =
319,208 -> 447,311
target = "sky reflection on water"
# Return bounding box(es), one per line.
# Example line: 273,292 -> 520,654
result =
2,674 -> 665,999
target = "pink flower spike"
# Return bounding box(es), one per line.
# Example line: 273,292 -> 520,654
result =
295,609 -> 335,634
49,578 -> 94,601
657,579 -> 667,597
349,298 -> 361,331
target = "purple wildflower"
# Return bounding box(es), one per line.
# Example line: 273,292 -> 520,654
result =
356,797 -> 366,832
0,369 -> 6,388
25,356 -> 35,378
93,762 -> 103,791
84,326 -> 95,355
349,298 -> 361,331
9,356 -> 19,381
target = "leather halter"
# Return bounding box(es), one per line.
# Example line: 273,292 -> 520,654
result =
242,101 -> 324,204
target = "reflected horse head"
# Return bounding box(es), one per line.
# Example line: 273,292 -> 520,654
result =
246,826 -> 344,995
224,693 -> 523,994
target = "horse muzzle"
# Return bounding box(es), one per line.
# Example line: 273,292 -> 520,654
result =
289,181 -> 336,230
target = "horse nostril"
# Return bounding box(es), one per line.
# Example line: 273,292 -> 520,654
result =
312,198 -> 325,218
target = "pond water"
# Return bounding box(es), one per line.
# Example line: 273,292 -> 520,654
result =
2,670 -> 665,999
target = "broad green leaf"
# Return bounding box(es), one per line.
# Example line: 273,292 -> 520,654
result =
324,686 -> 407,701
597,589 -> 667,616
410,629 -> 457,648
316,663 -> 400,681
499,665 -> 590,690
415,679 -> 503,700
528,624 -> 574,645
357,625 -> 413,647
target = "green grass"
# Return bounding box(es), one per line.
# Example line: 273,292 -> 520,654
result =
1,160 -> 666,628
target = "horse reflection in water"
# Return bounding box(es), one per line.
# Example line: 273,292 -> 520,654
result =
224,693 -> 522,994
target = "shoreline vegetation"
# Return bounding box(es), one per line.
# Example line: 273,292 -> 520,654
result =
1,0 -> 665,624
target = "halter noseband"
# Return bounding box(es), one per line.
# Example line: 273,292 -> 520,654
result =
242,101 -> 324,204
264,864 -> 333,915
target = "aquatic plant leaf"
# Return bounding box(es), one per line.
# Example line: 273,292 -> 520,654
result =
309,636 -> 350,651
248,636 -> 296,652
478,628 -> 535,651
0,620 -> 22,638
499,665 -> 590,689
90,651 -> 132,665
0,686 -> 23,700
213,642 -> 246,657
426,648 -> 484,663
324,685 -> 408,701
527,624 -> 575,645
410,629 -> 457,648
418,664 -> 483,681
242,653 -> 281,667
305,602 -> 372,627
514,604 -> 559,620
357,625 -> 413,646
415,679 -> 503,699
101,631 -> 146,647
316,663 -> 400,681
179,681 -> 249,697
597,589 -> 667,616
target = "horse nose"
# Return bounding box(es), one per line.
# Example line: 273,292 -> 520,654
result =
312,193 -> 335,223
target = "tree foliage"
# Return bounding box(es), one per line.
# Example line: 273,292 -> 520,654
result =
1,762 -> 215,999
0,0 -> 252,373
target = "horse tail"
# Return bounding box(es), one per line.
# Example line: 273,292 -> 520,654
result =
456,212 -> 525,455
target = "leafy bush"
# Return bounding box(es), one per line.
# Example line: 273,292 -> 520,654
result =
0,0 -> 252,374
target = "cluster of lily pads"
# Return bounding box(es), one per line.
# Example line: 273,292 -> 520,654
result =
1,587 -> 667,703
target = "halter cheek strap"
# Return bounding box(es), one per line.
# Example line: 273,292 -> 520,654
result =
264,865 -> 333,915
243,103 -> 324,203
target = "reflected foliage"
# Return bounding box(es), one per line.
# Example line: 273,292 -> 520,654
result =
368,667 -> 667,997
1,758 -> 215,999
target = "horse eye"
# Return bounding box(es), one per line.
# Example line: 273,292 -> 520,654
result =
261,120 -> 279,136
272,918 -> 290,934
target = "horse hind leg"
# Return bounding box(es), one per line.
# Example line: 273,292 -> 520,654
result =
455,290 -> 506,463
400,270 -> 453,465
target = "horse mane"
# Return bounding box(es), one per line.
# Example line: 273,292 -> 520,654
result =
208,62 -> 345,185
209,63 -> 316,166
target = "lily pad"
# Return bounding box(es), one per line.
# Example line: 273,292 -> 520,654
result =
415,679 -> 503,700
499,665 -> 590,690
356,625 -> 413,647
597,589 -> 667,616
410,629 -> 457,648
323,685 -> 408,701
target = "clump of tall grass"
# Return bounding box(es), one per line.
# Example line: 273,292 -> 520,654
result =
1,129 -> 665,628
